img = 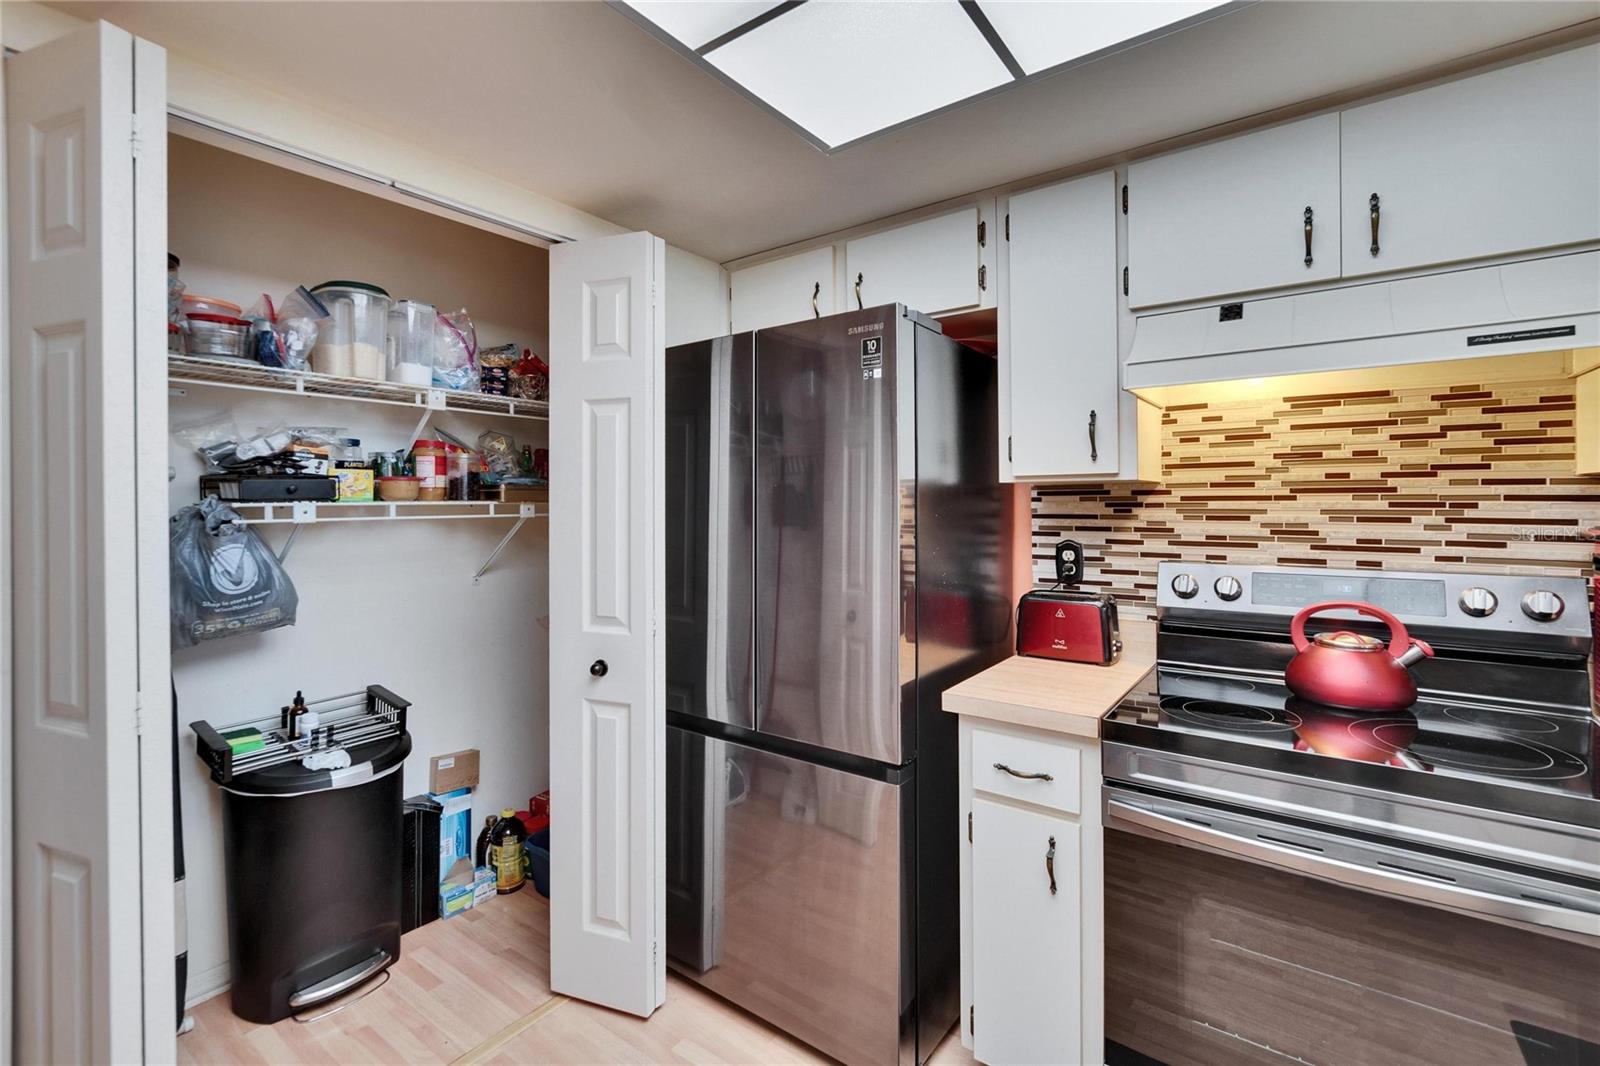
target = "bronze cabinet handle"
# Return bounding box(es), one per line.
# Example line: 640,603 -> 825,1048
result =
993,761 -> 1053,782
854,272 -> 863,310
812,282 -> 820,318
1369,193 -> 1381,257
1303,205 -> 1314,267
1046,836 -> 1058,895
1088,409 -> 1099,462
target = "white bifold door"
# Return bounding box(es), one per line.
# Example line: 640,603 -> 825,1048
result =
548,232 -> 667,1016
5,20 -> 173,1065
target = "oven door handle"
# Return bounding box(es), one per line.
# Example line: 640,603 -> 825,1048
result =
1104,793 -> 1600,941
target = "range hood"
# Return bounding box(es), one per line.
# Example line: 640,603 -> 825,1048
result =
1125,249 -> 1599,393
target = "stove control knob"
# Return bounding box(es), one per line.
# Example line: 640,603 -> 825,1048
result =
1521,589 -> 1565,623
1457,587 -> 1498,618
1214,576 -> 1244,602
1171,573 -> 1199,599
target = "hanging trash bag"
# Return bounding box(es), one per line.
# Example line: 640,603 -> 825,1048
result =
171,497 -> 298,648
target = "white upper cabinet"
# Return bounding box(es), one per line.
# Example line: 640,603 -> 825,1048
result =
730,246 -> 836,333
1002,171 -> 1122,479
846,205 -> 987,316
1127,113 -> 1342,308
1341,43 -> 1600,279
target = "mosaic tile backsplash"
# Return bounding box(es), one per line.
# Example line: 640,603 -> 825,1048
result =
1031,370 -> 1600,621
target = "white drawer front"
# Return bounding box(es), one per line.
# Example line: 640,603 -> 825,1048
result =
970,726 -> 1081,814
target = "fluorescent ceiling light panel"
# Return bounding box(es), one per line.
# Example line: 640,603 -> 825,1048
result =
705,1 -> 1013,148
625,1 -> 785,50
977,1 -> 1230,75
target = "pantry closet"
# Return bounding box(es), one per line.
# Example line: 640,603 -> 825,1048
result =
166,133 -> 554,1006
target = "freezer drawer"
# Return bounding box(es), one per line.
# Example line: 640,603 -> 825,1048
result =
666,725 -> 913,1066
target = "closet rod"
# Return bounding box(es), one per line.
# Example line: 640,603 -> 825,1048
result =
167,107 -> 574,248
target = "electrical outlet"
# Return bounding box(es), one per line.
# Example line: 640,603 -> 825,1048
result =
1055,540 -> 1084,586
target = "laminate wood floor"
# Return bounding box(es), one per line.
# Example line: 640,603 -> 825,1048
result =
178,888 -> 970,1065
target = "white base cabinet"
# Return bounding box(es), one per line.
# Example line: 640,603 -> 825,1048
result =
960,718 -> 1104,1065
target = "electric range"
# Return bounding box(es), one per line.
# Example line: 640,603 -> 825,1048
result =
1102,563 -> 1600,943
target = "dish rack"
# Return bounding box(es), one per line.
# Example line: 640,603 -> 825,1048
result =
191,685 -> 411,785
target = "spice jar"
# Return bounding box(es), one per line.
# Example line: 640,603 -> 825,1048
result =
413,439 -> 448,501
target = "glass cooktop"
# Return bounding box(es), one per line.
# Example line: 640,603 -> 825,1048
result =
1103,666 -> 1600,827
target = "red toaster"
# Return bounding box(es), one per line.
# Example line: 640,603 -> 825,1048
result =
1016,590 -> 1122,665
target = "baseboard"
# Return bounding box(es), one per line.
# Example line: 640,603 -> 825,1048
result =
185,961 -> 230,1010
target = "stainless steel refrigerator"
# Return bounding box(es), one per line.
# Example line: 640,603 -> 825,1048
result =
664,305 -> 1012,1066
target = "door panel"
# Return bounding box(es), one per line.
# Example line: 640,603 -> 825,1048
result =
664,334 -> 755,728
1005,170 -> 1122,478
732,247 -> 836,333
666,726 -> 907,1066
549,231 -> 666,1017
1128,114 -> 1341,307
1341,44 -> 1600,278
972,799 -> 1080,1065
7,22 -> 166,1064
847,207 -> 982,316
753,311 -> 901,765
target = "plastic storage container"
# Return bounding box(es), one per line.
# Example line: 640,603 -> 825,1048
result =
526,827 -> 550,898
310,281 -> 390,380
181,293 -> 242,319
387,299 -> 435,386
185,313 -> 253,359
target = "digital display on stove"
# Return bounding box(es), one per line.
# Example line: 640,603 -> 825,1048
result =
1251,573 -> 1447,617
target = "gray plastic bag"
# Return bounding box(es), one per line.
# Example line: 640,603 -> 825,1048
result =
170,497 -> 298,648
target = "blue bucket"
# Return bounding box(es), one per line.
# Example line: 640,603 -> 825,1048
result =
525,828 -> 550,898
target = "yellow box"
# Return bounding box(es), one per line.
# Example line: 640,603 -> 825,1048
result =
335,464 -> 374,502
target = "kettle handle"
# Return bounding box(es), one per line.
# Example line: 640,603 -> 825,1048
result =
1290,600 -> 1412,657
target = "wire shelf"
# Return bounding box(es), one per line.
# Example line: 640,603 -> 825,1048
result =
191,685 -> 411,785
168,355 -> 549,421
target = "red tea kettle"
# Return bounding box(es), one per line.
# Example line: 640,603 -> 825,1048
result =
1285,601 -> 1434,712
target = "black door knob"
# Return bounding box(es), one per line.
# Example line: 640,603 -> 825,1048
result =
590,659 -> 608,678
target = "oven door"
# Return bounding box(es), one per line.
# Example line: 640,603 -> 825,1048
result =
1103,783 -> 1600,945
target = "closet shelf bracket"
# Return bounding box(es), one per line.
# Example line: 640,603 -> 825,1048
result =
472,504 -> 542,584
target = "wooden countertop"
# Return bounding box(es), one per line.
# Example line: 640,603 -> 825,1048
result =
941,618 -> 1156,740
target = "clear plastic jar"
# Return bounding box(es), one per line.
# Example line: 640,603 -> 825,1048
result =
387,299 -> 435,386
310,281 -> 391,380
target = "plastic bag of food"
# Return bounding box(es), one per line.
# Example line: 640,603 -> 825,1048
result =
477,430 -> 517,480
433,308 -> 478,391
170,497 -> 298,647
510,348 -> 549,401
246,286 -> 327,370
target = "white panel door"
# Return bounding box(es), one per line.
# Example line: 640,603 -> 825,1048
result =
847,206 -> 983,316
971,798 -> 1081,1066
6,20 -> 171,1064
730,246 -> 835,332
1342,44 -> 1600,279
1003,171 -> 1121,479
548,231 -> 667,1017
1127,113 -> 1341,307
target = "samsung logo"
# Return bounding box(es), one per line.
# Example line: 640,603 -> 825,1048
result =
847,323 -> 884,336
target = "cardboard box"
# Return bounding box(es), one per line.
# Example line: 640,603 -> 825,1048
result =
432,787 -> 474,884
440,881 -> 474,919
429,749 -> 480,794
472,867 -> 496,907
334,462 -> 374,502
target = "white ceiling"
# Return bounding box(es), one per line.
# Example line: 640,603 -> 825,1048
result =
55,1 -> 1600,263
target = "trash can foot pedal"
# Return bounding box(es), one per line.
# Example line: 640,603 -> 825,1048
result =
289,949 -> 391,1012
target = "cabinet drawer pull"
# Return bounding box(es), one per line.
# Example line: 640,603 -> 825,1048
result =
993,761 -> 1053,782
1088,409 -> 1098,463
1369,193 -> 1381,257
1046,835 -> 1058,895
854,272 -> 864,310
1303,205 -> 1314,267
812,281 -> 821,319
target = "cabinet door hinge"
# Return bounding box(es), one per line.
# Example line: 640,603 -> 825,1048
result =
970,1005 -> 975,1034
967,810 -> 973,843
1004,213 -> 1009,241
1121,183 -> 1129,215
1122,266 -> 1129,297
977,219 -> 986,247
1007,436 -> 1013,463
978,264 -> 987,292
